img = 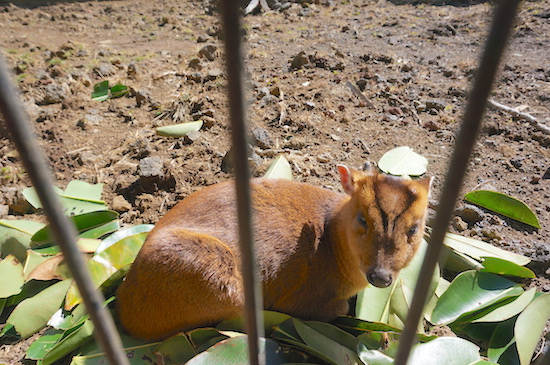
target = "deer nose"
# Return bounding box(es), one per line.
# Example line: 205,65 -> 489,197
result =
367,267 -> 393,288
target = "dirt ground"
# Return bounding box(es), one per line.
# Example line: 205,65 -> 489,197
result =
0,0 -> 549,363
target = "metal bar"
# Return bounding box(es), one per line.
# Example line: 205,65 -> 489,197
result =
218,1 -> 265,365
0,53 -> 129,365
393,1 -> 522,364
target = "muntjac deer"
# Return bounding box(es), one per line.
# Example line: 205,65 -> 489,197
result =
117,164 -> 432,340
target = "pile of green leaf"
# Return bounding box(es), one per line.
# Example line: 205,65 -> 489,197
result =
0,148 -> 547,365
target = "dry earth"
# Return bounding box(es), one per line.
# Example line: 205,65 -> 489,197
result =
0,0 -> 549,363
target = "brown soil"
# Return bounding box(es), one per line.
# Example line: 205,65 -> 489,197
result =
0,0 -> 549,363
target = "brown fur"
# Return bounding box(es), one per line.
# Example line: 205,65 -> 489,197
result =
116,165 -> 432,340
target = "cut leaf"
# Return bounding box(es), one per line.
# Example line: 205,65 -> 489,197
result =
156,120 -> 203,137
408,337 -> 481,365
430,271 -> 523,325
471,287 -> 536,324
216,311 -> 291,337
95,224 -> 154,254
464,190 -> 540,228
515,293 -> 550,365
91,80 -> 110,101
43,320 -> 95,365
26,328 -> 64,360
378,146 -> 428,176
443,232 -> 530,266
31,210 -> 119,247
0,219 -> 46,262
0,254 -> 25,298
23,181 -> 107,216
109,83 -> 128,98
487,316 -> 517,363
186,336 -> 303,365
264,155 -> 292,180
480,256 -> 535,278
6,279 -> 72,338
154,334 -> 196,365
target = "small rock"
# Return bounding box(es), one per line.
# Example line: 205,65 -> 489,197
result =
198,44 -> 217,61
356,78 -> 368,91
482,229 -> 502,241
127,62 -> 138,79
93,63 -> 116,77
252,127 -> 272,149
270,86 -> 281,98
140,157 -> 165,193
510,158 -> 523,169
0,204 -> 9,217
205,68 -> 223,81
317,153 -> 333,163
285,136 -> 307,149
304,101 -> 315,110
455,205 -> 485,225
542,167 -> 550,180
112,195 -> 132,212
183,130 -> 201,144
290,51 -> 309,70
423,120 -> 440,131
188,58 -> 202,70
41,83 -> 66,104
426,100 -> 445,111
452,216 -> 468,231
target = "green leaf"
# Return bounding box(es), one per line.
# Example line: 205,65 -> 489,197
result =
264,155 -> 292,180
48,304 -> 88,330
472,287 -> 536,323
91,80 -> 110,101
0,254 -> 24,298
109,83 -> 128,98
464,190 -> 540,228
31,210 -> 119,246
43,320 -> 94,365
6,279 -> 56,307
430,271 -> 523,325
6,279 -> 72,338
154,334 -> 196,365
515,293 -> 550,365
488,316 -> 517,363
0,219 -> 46,262
26,327 -> 64,360
23,181 -> 107,216
480,256 -> 535,278
156,120 -> 203,137
216,311 -> 291,337
377,146 -> 428,176
357,342 -> 394,365
23,249 -> 48,280
65,231 -> 146,309
443,232 -> 530,266
408,337 -> 481,365
77,220 -> 120,240
95,224 -> 154,253
293,319 -> 362,365
186,336 -> 300,365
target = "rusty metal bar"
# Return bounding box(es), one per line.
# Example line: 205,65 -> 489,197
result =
393,1 -> 522,364
0,53 -> 129,365
218,1 -> 265,364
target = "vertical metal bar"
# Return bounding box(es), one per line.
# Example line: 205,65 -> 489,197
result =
217,1 -> 265,365
0,53 -> 129,365
393,1 -> 521,364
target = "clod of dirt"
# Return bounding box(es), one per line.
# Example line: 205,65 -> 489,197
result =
139,156 -> 176,193
111,195 -> 132,212
290,51 -> 309,70
40,83 -> 68,105
252,127 -> 272,149
455,205 -> 486,226
183,130 -> 201,144
198,44 -> 217,61
452,216 -> 468,232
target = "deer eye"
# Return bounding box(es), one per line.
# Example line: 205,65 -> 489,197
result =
407,224 -> 419,237
357,213 -> 367,229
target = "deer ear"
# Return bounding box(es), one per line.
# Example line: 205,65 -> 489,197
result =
337,164 -> 355,195
418,176 -> 434,197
